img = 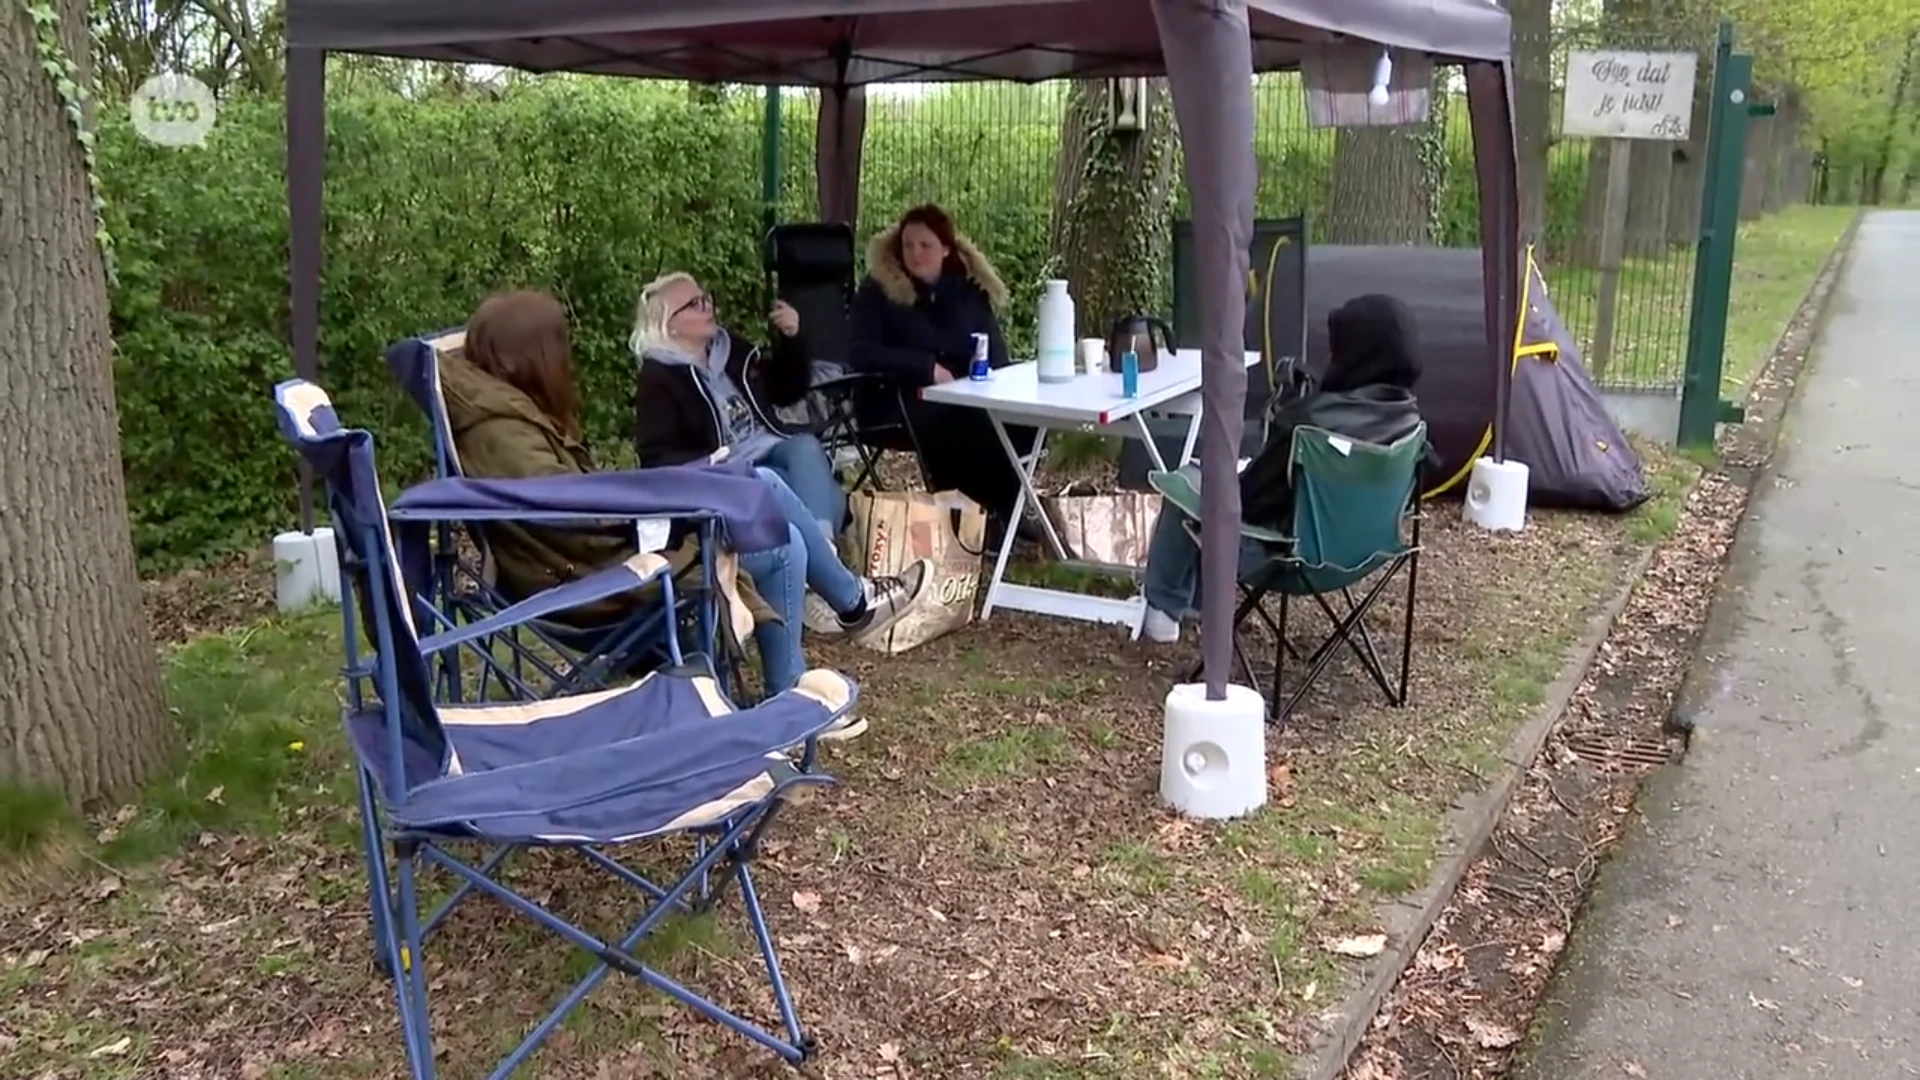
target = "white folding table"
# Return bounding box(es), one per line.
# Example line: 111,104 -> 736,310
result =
919,348 -> 1261,635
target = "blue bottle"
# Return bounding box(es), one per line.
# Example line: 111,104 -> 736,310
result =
1120,336 -> 1140,398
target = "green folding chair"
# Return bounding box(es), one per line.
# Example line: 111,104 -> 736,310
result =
1152,423 -> 1425,723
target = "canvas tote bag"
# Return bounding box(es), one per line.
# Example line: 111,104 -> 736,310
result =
845,489 -> 987,655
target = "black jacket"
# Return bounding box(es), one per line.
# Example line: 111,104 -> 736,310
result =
1238,384 -> 1426,533
847,220 -> 1013,391
848,270 -> 1011,386
632,329 -> 811,468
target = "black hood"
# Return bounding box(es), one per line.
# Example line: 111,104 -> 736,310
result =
1323,293 -> 1421,394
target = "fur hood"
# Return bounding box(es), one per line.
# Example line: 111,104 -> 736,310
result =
864,221 -> 1009,309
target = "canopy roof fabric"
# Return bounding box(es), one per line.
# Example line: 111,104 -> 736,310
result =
283,0 -> 1517,698
286,0 -> 1514,82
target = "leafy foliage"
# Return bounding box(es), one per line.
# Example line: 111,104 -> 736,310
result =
108,77 -> 1600,569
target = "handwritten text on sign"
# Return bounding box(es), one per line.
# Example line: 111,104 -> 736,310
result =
1562,50 -> 1697,140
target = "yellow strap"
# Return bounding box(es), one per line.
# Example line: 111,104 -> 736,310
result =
1422,244 -> 1548,500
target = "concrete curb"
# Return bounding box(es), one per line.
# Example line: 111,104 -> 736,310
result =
1296,209 -> 1866,1080
1298,543 -> 1653,1080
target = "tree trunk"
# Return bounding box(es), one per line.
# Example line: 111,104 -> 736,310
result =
1324,120 -> 1432,246
1509,0 -> 1554,252
1,0 -> 174,806
1738,97 -> 1774,221
1048,79 -> 1180,340
1764,87 -> 1803,212
1868,29 -> 1918,207
1664,37 -> 1715,245
1572,0 -> 1684,261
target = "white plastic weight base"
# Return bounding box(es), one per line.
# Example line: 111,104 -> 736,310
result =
1159,682 -> 1268,820
1462,456 -> 1530,533
273,528 -> 342,613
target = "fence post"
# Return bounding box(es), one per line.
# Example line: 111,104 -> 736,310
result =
761,86 -> 783,236
1676,22 -> 1757,448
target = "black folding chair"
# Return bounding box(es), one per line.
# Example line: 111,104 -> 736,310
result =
763,222 -> 929,491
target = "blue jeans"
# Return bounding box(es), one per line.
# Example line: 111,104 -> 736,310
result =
753,468 -> 862,612
736,471 -> 866,694
1142,496 -> 1269,618
738,526 -> 806,694
760,433 -> 847,535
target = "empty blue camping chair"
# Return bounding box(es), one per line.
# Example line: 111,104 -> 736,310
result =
272,379 -> 858,1076
384,330 -> 711,702
1155,423 -> 1425,723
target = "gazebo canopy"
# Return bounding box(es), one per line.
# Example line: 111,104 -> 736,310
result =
282,0 -> 1518,697
285,0 -> 1514,78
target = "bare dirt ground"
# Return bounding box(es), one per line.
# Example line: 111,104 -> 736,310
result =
8,474 -> 1672,1080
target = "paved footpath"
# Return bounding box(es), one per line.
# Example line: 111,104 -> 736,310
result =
1517,210 -> 1920,1080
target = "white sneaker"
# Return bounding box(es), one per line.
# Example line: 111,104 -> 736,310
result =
817,713 -> 870,742
844,558 -> 935,645
802,593 -> 846,635
1141,606 -> 1182,644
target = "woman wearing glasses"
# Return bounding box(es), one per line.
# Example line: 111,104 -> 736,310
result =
629,272 -> 932,644
630,273 -> 844,536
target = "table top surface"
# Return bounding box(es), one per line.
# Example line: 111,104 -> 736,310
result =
919,348 -> 1262,424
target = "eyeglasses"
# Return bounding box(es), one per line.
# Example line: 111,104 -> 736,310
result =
671,293 -> 714,319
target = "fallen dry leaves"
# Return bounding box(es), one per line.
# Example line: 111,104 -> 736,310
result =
1344,465 -> 1755,1080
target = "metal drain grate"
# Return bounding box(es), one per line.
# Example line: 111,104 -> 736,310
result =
1562,730 -> 1677,772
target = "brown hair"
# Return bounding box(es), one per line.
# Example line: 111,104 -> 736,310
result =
894,203 -> 966,277
465,290 -> 583,439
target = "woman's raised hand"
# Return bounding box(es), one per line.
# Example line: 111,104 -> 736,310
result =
769,300 -> 800,338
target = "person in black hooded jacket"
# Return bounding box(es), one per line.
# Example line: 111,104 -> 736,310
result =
1139,293 -> 1427,645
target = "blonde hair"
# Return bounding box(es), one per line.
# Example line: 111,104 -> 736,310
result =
628,271 -> 701,358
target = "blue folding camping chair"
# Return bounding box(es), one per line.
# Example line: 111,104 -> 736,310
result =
272,379 -> 858,1076
385,330 -> 714,702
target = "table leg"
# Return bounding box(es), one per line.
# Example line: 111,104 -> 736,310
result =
1130,412 -> 1170,474
981,418 -> 1053,621
1176,409 -> 1203,468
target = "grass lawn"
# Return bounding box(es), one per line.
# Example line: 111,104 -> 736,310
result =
1540,204 -> 1856,396
1719,205 -> 1858,392
0,444 -> 1700,1080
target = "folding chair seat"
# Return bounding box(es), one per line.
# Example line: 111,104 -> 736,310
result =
763,222 -> 932,491
385,331 -> 709,701
1155,423 -> 1425,723
271,379 -> 859,1076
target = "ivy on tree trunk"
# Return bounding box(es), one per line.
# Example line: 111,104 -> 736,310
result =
2,0 -> 173,805
1047,79 -> 1180,344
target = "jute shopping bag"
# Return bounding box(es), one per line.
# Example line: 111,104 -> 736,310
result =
845,489 -> 987,655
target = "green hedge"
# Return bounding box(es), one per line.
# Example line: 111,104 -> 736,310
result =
105,78 -> 1597,569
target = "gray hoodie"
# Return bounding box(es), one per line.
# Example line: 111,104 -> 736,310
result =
640,327 -> 781,464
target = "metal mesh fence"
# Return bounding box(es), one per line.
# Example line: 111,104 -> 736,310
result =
771,22 -> 1722,391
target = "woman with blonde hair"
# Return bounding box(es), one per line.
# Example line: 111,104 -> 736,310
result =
629,273 -> 932,642
630,273 -> 844,535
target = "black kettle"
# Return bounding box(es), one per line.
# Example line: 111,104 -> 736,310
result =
1107,314 -> 1175,373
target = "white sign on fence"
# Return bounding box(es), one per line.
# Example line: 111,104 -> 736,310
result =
1562,50 -> 1697,140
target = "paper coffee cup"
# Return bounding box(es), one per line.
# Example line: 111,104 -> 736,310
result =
1078,338 -> 1106,373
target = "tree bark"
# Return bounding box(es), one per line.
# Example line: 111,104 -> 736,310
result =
1664,52 -> 1714,245
1509,0 -> 1555,252
1048,79 -> 1180,340
1324,121 -> 1432,246
1,0 -> 174,806
1739,107 -> 1773,220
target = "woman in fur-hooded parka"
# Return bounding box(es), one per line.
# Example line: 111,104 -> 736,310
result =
847,204 -> 1032,523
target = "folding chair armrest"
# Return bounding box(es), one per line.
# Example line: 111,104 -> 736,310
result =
417,552 -> 676,657
811,370 -> 884,394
